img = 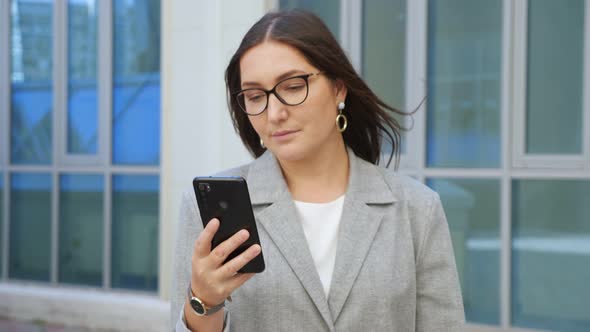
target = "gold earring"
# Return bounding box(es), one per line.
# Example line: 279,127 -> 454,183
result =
336,102 -> 347,133
260,138 -> 265,148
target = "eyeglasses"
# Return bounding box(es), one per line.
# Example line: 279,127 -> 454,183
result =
234,72 -> 322,115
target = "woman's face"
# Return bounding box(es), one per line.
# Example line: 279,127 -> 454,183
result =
239,40 -> 347,163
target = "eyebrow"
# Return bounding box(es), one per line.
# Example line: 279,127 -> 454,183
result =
241,69 -> 307,88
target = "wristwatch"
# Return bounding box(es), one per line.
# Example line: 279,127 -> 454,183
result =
187,284 -> 226,316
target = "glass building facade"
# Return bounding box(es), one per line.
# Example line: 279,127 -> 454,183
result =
1,0 -> 161,292
1,1 -> 589,331
284,1 -> 590,331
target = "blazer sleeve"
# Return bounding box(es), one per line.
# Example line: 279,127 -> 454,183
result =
170,189 -> 231,332
415,193 -> 465,331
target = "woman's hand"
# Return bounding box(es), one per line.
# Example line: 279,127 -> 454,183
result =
190,218 -> 262,306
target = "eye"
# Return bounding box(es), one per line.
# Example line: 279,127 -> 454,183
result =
285,84 -> 305,91
244,92 -> 265,102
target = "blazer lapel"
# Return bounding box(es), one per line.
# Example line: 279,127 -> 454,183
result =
247,152 -> 334,330
245,149 -> 397,326
327,150 -> 398,322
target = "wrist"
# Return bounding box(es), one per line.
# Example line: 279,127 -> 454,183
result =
183,298 -> 224,332
187,283 -> 226,316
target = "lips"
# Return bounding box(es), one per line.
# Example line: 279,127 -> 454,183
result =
272,130 -> 299,137
270,129 -> 300,142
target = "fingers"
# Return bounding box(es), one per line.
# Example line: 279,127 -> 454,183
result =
219,244 -> 261,278
194,218 -> 220,258
226,272 -> 256,291
210,229 -> 251,265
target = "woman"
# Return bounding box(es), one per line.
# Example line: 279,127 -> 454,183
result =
171,10 -> 464,332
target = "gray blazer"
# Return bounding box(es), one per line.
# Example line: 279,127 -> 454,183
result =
171,149 -> 464,331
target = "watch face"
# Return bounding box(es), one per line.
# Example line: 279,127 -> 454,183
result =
190,298 -> 206,315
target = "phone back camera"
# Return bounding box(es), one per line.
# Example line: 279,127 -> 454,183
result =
198,183 -> 211,193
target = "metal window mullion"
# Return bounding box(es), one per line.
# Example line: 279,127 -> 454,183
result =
51,171 -> 59,284
1,172 -> 7,280
423,168 -> 503,178
6,165 -> 159,173
57,0 -> 68,168
510,169 -> 590,179
584,0 -> 590,169
99,0 -> 114,290
339,0 -> 349,65
1,0 -> 11,281
405,0 -> 427,175
339,0 -> 361,73
1,0 -> 8,166
404,0 -> 427,183
398,0 -> 413,170
417,0 -> 428,184
500,0 -> 514,327
51,0 -> 67,285
511,0 -> 527,169
99,0 -> 112,169
104,171 -> 112,289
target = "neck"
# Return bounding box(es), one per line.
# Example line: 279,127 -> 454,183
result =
277,138 -> 349,203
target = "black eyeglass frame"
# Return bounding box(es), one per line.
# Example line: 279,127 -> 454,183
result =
233,72 -> 322,116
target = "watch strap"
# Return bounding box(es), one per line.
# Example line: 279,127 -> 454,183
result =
187,284 -> 226,316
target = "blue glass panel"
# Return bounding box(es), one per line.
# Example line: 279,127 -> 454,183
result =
526,0 -> 584,154
67,0 -> 98,154
9,173 -> 51,281
426,0 -> 502,168
428,178 -> 501,325
111,175 -> 159,291
279,0 -> 340,40
112,0 -> 161,165
10,0 -> 53,164
512,180 -> 590,331
59,174 -> 103,286
363,0 -> 407,156
362,0 -> 405,109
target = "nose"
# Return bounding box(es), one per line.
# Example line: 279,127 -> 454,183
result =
266,92 -> 287,123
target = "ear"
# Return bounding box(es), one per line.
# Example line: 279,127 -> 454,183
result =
333,79 -> 348,103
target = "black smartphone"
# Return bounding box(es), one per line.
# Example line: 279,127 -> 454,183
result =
193,176 -> 265,273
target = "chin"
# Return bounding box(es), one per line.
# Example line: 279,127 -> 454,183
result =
268,144 -> 310,162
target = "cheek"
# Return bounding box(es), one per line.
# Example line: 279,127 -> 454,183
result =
314,97 -> 338,126
306,87 -> 338,124
248,116 -> 266,136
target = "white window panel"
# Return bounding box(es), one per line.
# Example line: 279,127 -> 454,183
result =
512,0 -> 590,170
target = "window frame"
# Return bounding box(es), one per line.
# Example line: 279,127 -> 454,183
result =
342,0 -> 424,172
57,1 -> 106,167
511,0 -> 590,170
1,0 -> 10,281
218,1 -> 590,330
1,0 -> 160,292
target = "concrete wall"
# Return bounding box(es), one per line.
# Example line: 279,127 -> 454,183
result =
159,0 -> 270,301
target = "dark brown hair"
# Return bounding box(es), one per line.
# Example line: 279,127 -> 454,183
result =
225,10 -> 410,168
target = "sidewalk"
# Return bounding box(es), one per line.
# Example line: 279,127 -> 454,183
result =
0,318 -> 115,332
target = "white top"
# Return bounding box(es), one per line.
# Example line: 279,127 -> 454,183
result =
293,195 -> 345,298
